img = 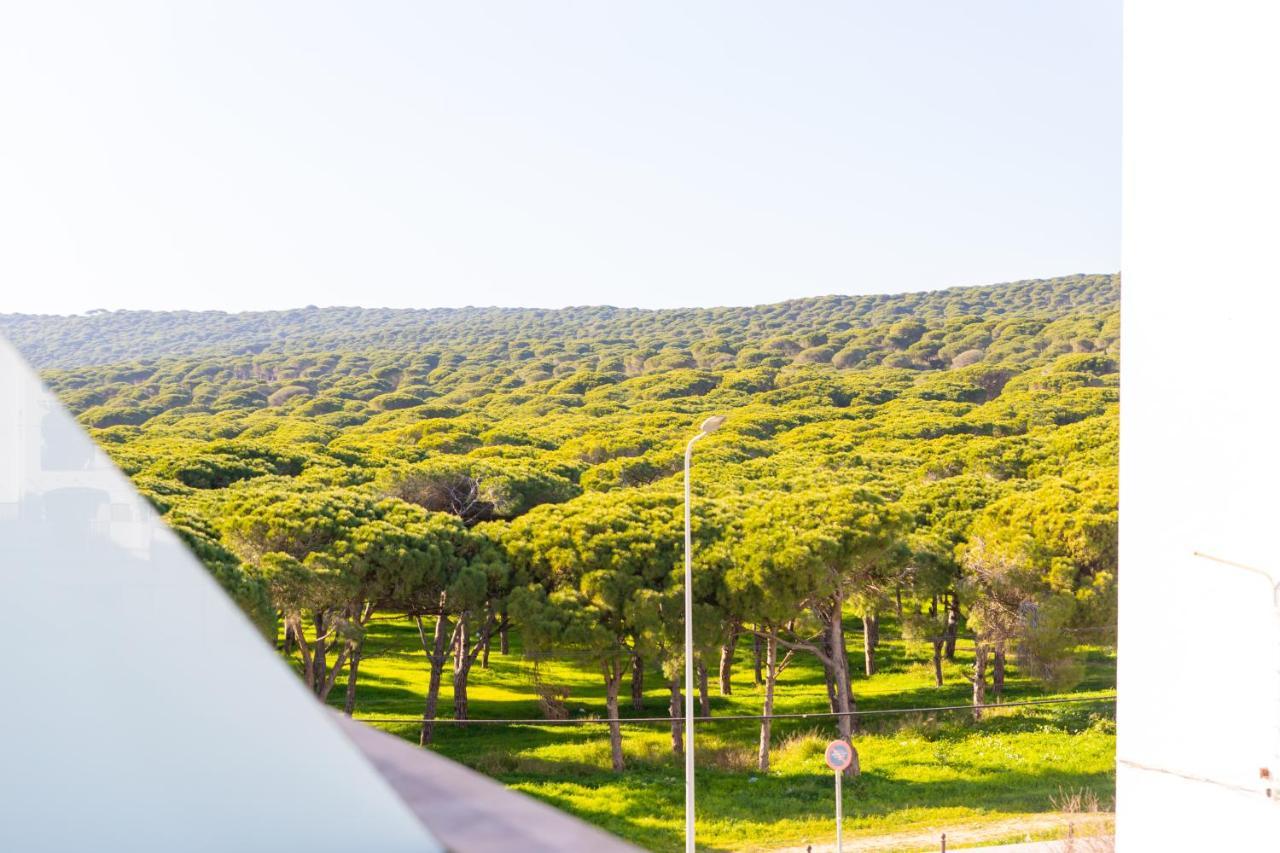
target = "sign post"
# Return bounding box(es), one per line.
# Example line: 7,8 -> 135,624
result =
824,739 -> 853,853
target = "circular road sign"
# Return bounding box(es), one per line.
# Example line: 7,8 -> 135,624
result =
824,739 -> 853,772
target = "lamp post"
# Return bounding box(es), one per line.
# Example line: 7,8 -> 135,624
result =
684,414 -> 725,853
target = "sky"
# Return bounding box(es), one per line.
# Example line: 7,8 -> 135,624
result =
0,2 -> 1119,314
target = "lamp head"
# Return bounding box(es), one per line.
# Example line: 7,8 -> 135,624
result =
699,415 -> 727,434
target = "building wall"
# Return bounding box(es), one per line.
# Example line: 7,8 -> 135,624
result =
1119,2 -> 1280,848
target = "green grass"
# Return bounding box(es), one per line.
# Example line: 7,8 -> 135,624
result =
317,616 -> 1115,852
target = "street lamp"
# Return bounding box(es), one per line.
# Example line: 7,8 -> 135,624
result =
683,414 -> 724,853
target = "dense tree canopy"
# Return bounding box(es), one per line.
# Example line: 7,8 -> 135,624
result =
5,274 -> 1119,767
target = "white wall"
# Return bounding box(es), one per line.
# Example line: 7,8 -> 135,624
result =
1119,2 -> 1280,848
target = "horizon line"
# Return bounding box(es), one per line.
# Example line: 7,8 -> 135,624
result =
2,271 -> 1118,319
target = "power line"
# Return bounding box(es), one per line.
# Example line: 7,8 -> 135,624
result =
353,692 -> 1116,727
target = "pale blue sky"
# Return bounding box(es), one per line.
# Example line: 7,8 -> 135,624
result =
0,2 -> 1119,314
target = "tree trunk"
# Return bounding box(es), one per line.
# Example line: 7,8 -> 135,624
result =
697,660 -> 710,717
479,601 -> 494,669
972,642 -> 989,720
823,660 -> 839,714
867,612 -> 880,649
758,629 -> 778,772
631,655 -> 645,711
338,603 -> 375,715
752,629 -> 764,686
318,606 -> 368,703
845,739 -> 862,777
499,612 -> 510,655
819,628 -> 839,713
822,605 -> 856,717
830,592 -> 859,741
992,644 -> 1006,701
417,611 -> 451,746
718,625 -> 739,695
605,661 -> 625,772
319,645 -> 351,703
288,616 -> 314,690
862,613 -> 876,677
312,612 -> 328,696
452,660 -> 471,723
944,593 -> 960,661
669,672 -> 684,757
342,637 -> 363,716
932,639 -> 944,687
452,614 -> 471,725
838,617 -> 855,712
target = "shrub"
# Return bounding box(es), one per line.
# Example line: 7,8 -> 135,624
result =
370,392 -> 424,411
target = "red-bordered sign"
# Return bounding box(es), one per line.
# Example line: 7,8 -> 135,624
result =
824,739 -> 853,771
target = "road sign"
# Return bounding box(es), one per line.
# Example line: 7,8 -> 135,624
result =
824,739 -> 853,853
824,739 -> 853,772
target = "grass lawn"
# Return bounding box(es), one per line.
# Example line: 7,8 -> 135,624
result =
314,615 -> 1115,852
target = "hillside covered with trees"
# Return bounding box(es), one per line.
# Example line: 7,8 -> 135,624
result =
4,273 -> 1119,849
